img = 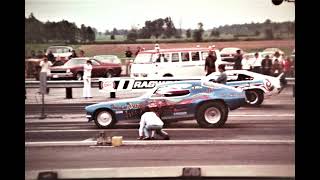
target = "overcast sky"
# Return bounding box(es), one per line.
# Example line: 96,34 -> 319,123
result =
25,0 -> 295,32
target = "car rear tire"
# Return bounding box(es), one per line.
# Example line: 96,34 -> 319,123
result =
245,89 -> 264,106
196,101 -> 228,128
94,109 -> 116,129
76,72 -> 83,80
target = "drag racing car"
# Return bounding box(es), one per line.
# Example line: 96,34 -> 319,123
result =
205,70 -> 286,106
86,80 -> 246,129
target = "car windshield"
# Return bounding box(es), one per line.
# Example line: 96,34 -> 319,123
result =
64,58 -> 87,66
263,48 -> 281,53
261,52 -> 274,58
94,55 -> 121,64
133,53 -> 153,63
47,47 -> 71,54
243,54 -> 255,59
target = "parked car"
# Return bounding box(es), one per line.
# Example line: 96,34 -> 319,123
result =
93,55 -> 122,64
263,48 -> 284,54
262,48 -> 285,57
49,57 -> 122,80
45,46 -> 73,62
205,70 -> 286,106
85,80 -> 246,129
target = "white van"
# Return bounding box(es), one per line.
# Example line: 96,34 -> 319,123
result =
130,45 -> 222,77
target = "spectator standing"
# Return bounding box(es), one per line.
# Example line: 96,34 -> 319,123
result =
39,57 -> 52,94
251,52 -> 262,73
125,47 -> 133,58
273,51 -> 283,64
137,105 -> 170,140
83,60 -> 93,98
69,50 -> 77,59
79,50 -> 85,57
261,55 -> 273,75
271,59 -> 282,77
47,50 -> 55,63
233,50 -> 242,70
39,57 -> 53,76
204,50 -> 217,76
215,64 -> 227,84
241,55 -> 252,71
282,56 -> 292,77
135,46 -> 141,56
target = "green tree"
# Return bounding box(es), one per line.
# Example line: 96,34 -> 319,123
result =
255,30 -> 260,36
110,34 -> 115,40
210,28 -> 220,37
163,17 -> 177,38
192,22 -> 204,42
112,28 -> 118,35
80,24 -> 87,42
265,29 -> 274,39
127,29 -> 138,42
86,26 -> 95,42
186,29 -> 191,38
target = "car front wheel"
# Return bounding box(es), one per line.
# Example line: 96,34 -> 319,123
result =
196,101 -> 228,128
105,71 -> 113,78
94,109 -> 116,129
245,89 -> 264,106
76,72 -> 83,80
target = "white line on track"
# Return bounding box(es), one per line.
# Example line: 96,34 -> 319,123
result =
25,114 -> 295,123
25,139 -> 294,147
229,114 -> 294,117
25,125 -> 294,133
25,165 -> 295,180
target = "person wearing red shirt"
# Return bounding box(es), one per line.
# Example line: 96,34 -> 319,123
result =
282,57 -> 292,77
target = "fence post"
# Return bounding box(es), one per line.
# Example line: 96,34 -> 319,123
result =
110,92 -> 116,98
66,87 -> 73,99
293,84 -> 295,97
39,72 -> 47,119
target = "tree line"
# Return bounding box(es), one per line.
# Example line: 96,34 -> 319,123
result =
25,13 -> 294,43
25,13 -> 95,43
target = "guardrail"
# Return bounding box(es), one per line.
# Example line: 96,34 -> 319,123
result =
25,79 -> 115,99
25,77 -> 295,99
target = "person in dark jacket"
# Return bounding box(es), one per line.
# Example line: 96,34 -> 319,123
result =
271,59 -> 282,77
69,50 -> 77,59
125,47 -> 133,58
261,55 -> 273,75
205,50 -> 217,76
135,46 -> 142,56
233,50 -> 242,70
47,50 -> 55,63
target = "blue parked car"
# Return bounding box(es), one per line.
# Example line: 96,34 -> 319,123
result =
85,80 -> 246,129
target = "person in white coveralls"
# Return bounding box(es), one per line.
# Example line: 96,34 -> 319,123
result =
137,104 -> 170,140
83,60 -> 93,98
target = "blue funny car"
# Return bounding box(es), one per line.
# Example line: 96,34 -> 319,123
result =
85,80 -> 246,129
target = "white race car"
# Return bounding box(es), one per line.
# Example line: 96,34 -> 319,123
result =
204,70 -> 286,106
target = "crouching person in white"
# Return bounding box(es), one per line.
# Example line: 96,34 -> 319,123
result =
137,105 -> 170,140
83,60 -> 93,98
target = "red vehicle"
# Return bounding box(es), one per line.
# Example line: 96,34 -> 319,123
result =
49,57 -> 122,80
